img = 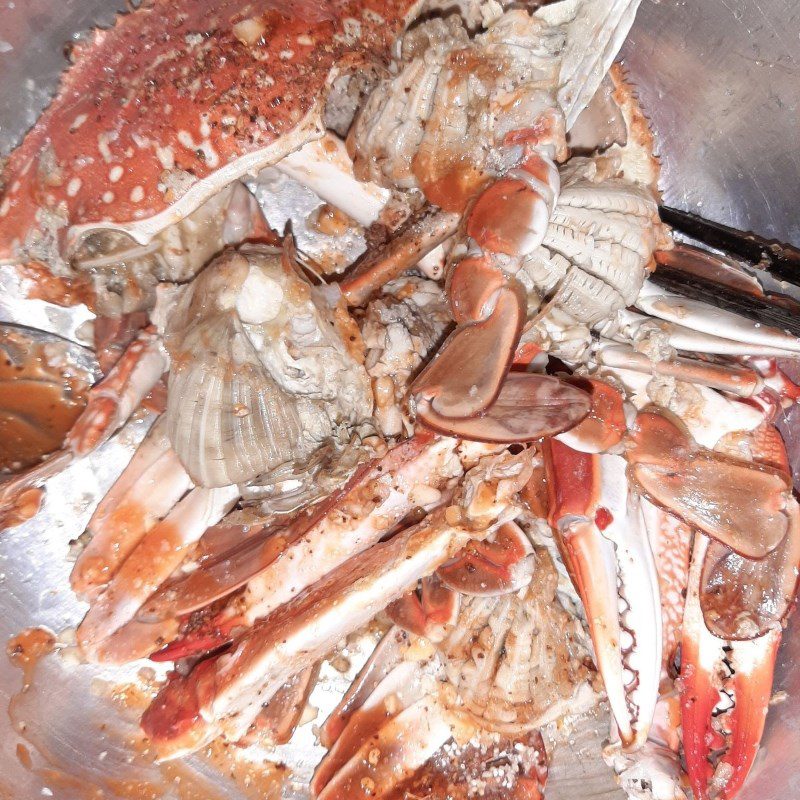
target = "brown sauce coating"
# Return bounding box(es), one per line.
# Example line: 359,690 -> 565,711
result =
6,626 -> 57,690
0,329 -> 93,473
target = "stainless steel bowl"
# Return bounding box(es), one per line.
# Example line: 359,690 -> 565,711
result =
0,2 -> 798,798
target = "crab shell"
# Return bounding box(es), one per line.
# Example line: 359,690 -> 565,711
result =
0,0 -> 423,267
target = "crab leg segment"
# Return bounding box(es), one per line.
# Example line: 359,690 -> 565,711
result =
313,631 -> 443,796
613,309 -> 800,359
315,624 -> 550,800
317,696 -> 461,800
141,449 -> 533,758
239,663 -> 320,747
545,441 -> 662,750
66,328 -> 168,456
276,135 -> 391,228
555,377 -> 627,453
71,419 -> 192,598
413,272 -> 527,420
320,627 -> 416,749
635,281 -> 800,355
639,498 -> 691,674
142,512 -> 491,758
137,434 -> 461,633
680,535 -> 782,800
1,328 -> 169,530
595,343 -> 763,398
77,484 -> 239,661
466,151 -> 560,258
627,411 -> 793,559
414,368 -> 591,444
341,208 -> 459,307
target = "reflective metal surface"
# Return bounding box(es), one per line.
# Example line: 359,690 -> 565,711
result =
621,0 -> 800,246
0,1 -> 798,798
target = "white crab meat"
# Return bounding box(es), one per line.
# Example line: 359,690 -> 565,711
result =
361,277 -> 452,436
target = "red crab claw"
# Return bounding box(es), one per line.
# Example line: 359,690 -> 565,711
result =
680,531 -> 795,800
544,439 -> 662,750
436,520 -> 535,596
385,575 -> 459,641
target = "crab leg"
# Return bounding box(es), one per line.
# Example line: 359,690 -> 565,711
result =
137,434 -> 462,637
65,328 -> 168,456
639,498 -> 692,675
635,281 -> 800,355
595,343 -> 763,397
320,628 -> 415,748
315,623 -> 551,800
313,630 -> 442,795
142,513 -> 491,758
605,368 -> 763,450
71,419 -> 192,598
317,695 -> 463,800
141,449 -> 533,758
1,329 -> 168,530
238,663 -> 320,747
545,440 -> 662,750
267,133 -> 450,280
613,309 -> 800,358
341,207 -> 459,307
77,484 -> 239,660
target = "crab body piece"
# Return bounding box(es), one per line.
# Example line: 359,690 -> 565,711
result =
313,541 -> 595,800
0,0 -> 427,266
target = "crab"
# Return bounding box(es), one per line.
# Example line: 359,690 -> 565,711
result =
312,538 -> 596,800
1,1 -> 800,799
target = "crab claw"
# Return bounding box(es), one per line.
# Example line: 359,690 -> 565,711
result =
544,440 -> 662,750
412,281 -> 527,421
412,242 -> 590,444
680,534 -> 784,800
